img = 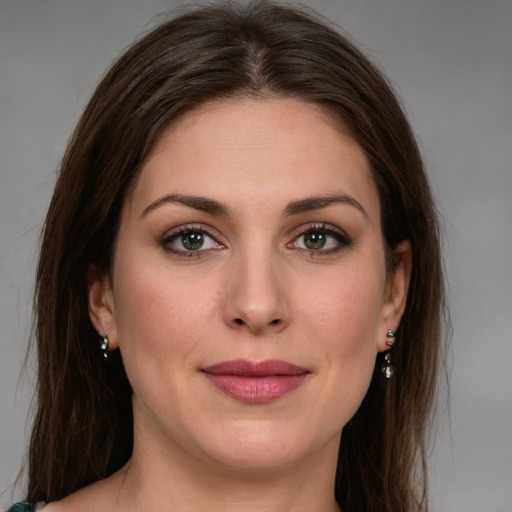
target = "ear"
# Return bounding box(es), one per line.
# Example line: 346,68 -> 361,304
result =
378,240 -> 412,352
87,266 -> 119,351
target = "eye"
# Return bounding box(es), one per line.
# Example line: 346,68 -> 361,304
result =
160,226 -> 224,255
176,231 -> 209,251
290,224 -> 351,254
298,232 -> 333,251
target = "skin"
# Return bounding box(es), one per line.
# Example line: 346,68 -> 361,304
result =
48,98 -> 411,512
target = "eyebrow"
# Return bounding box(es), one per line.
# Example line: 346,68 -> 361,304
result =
140,194 -> 230,218
283,194 -> 369,219
140,192 -> 368,220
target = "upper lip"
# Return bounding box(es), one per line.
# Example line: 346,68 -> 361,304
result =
202,359 -> 309,377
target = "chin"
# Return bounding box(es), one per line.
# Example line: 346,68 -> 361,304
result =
197,418 -> 338,473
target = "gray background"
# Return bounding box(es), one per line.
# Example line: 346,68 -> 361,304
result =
1,0 -> 511,510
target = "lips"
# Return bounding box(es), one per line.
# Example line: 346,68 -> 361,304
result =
202,359 -> 310,404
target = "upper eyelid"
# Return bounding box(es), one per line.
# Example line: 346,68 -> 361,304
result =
159,222 -> 350,246
161,223 -> 222,240
292,223 -> 349,238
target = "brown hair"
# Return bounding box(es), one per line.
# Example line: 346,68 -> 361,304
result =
28,2 -> 446,510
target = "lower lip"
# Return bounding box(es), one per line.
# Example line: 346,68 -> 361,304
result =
204,373 -> 308,404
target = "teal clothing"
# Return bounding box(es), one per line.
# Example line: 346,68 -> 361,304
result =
5,503 -> 35,512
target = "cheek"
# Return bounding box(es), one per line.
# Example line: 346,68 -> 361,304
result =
304,262 -> 385,350
110,256 -> 216,380
109,260 -> 222,434
300,259 -> 385,411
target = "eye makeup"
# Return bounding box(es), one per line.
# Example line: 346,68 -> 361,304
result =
158,220 -> 353,260
158,223 -> 225,257
288,223 -> 353,257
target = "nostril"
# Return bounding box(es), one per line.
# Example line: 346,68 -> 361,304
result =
233,318 -> 281,327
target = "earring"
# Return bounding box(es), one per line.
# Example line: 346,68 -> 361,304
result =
381,329 -> 396,379
100,334 -> 109,359
386,329 -> 395,347
381,353 -> 394,379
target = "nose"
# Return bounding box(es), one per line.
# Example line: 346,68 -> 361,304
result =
222,249 -> 290,335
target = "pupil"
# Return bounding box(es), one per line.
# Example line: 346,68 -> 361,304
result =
305,233 -> 326,250
182,232 -> 204,250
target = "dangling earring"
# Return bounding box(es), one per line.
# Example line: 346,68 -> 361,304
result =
381,329 -> 395,379
381,353 -> 394,379
100,334 -> 109,359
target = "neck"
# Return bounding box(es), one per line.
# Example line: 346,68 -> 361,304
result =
115,458 -> 341,512
111,417 -> 341,512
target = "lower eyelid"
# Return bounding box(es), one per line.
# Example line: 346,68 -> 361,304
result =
287,236 -> 351,256
160,224 -> 351,255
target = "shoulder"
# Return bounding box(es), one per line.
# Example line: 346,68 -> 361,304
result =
5,503 -> 36,512
7,470 -> 125,512
4,503 -> 46,512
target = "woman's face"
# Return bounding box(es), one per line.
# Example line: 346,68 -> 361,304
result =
90,98 -> 410,474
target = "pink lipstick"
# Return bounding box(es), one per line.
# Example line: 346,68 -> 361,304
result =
202,359 -> 309,404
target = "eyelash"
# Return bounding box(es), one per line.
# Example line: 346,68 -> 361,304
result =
159,224 -> 224,258
158,223 -> 352,257
289,223 -> 352,256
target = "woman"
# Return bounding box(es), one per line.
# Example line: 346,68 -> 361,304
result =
8,2 -> 446,511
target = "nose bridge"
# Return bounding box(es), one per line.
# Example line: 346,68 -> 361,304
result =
223,239 -> 289,334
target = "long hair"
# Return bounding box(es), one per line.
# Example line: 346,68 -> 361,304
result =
28,2 -> 446,510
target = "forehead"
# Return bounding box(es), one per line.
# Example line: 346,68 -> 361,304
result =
126,97 -> 379,220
